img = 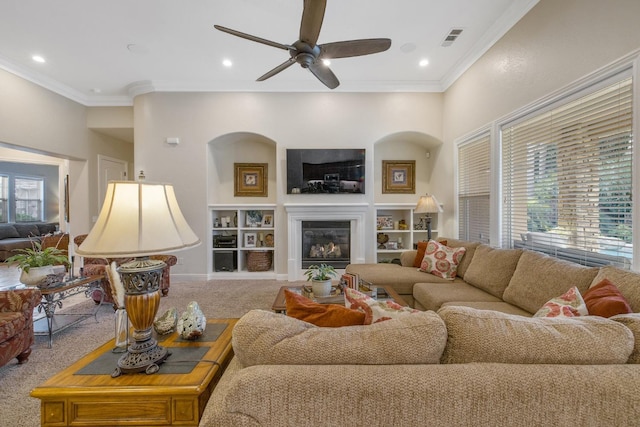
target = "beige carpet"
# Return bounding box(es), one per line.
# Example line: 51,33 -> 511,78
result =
0,279 -> 299,427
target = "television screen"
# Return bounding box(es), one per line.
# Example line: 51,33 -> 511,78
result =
287,149 -> 366,194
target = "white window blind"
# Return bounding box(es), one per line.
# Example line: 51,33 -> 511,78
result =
458,133 -> 491,244
502,77 -> 633,269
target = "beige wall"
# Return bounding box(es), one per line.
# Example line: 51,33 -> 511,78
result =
0,68 -> 133,238
134,92 -> 444,276
441,0 -> 640,230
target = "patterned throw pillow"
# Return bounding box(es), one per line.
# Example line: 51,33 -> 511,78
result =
533,286 -> 588,318
419,240 -> 466,280
583,279 -> 633,318
284,289 -> 366,327
344,287 -> 420,324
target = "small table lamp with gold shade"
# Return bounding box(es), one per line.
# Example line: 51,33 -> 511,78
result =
414,194 -> 443,241
76,181 -> 200,376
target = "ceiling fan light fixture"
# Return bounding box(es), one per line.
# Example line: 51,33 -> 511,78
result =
322,59 -> 331,66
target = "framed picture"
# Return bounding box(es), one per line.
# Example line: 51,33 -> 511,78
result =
244,232 -> 257,248
245,210 -> 263,227
235,163 -> 268,197
382,160 -> 416,194
261,214 -> 273,227
387,241 -> 398,250
376,215 -> 394,230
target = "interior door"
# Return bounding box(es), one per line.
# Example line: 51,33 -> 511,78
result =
98,155 -> 128,209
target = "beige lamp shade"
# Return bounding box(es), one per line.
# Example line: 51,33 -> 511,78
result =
76,181 -> 200,258
414,194 -> 443,214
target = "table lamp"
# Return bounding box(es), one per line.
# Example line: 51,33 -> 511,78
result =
76,181 -> 200,376
414,194 -> 443,241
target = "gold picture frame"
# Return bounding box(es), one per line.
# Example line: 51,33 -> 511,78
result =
234,163 -> 268,197
382,160 -> 416,194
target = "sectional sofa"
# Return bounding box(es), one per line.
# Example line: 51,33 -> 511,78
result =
203,238 -> 640,426
0,222 -> 59,261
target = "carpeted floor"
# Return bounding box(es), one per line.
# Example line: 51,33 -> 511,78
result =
0,279 -> 297,427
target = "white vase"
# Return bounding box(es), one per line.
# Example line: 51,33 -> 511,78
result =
19,266 -> 55,286
311,279 -> 332,297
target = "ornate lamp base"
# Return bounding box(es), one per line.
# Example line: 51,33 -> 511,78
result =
111,257 -> 169,378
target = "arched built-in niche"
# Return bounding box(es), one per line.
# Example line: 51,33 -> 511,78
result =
373,131 -> 443,203
207,132 -> 277,204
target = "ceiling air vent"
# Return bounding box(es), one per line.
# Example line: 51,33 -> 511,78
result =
441,28 -> 463,47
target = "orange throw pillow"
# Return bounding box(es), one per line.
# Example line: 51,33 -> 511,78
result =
284,289 -> 366,327
583,279 -> 633,318
413,241 -> 429,268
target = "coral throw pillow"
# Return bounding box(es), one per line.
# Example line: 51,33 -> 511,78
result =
344,287 -> 420,325
419,240 -> 466,280
284,289 -> 366,327
534,286 -> 588,318
413,241 -> 429,268
583,279 -> 633,318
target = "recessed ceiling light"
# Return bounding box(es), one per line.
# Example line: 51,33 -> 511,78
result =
419,59 -> 429,67
32,55 -> 45,63
322,59 -> 331,66
222,59 -> 233,67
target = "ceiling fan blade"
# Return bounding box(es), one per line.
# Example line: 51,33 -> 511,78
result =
300,0 -> 326,45
308,62 -> 339,89
257,58 -> 297,81
319,39 -> 392,59
214,25 -> 292,51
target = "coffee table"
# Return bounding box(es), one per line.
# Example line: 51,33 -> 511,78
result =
33,275 -> 104,348
30,318 -> 238,427
272,285 -> 407,313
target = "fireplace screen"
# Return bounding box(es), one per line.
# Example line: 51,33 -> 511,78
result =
302,221 -> 350,269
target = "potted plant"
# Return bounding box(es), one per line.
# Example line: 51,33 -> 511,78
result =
304,263 -> 337,297
5,241 -> 70,287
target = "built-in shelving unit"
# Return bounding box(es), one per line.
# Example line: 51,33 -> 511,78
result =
209,204 -> 276,277
375,203 -> 439,263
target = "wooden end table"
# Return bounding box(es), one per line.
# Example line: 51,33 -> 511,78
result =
30,318 -> 238,427
272,285 -> 407,313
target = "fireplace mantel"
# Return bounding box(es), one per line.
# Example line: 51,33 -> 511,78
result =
285,203 -> 368,281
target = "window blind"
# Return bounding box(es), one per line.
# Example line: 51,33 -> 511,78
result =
502,77 -> 632,268
458,133 -> 491,244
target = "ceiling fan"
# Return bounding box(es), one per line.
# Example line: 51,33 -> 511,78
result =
214,0 -> 391,89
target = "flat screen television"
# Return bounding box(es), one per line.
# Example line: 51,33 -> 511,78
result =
286,149 -> 366,194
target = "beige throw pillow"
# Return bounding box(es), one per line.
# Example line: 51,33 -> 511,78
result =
232,309 -> 447,367
463,245 -> 523,298
438,306 -> 633,365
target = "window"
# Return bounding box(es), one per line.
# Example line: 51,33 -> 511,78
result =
14,177 -> 44,222
0,175 -> 7,223
501,76 -> 632,268
457,132 -> 491,244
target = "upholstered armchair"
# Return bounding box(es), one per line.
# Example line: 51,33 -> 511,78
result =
0,288 -> 41,367
73,234 -> 176,305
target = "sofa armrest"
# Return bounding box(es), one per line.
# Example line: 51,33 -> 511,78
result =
0,288 -> 42,321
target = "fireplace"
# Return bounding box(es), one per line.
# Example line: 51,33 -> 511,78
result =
286,204 -> 367,280
302,221 -> 350,269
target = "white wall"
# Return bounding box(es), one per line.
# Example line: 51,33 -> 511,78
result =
133,92 -> 444,276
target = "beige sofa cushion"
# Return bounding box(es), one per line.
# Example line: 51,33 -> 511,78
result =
590,266 -> 640,312
413,281 -> 501,311
611,313 -> 640,364
440,301 -> 531,316
438,306 -> 633,365
463,245 -> 523,298
502,251 -> 599,314
232,309 -> 447,367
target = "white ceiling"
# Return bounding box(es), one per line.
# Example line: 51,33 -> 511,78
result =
0,0 -> 538,107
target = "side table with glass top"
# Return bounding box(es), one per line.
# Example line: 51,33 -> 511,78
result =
33,275 -> 105,348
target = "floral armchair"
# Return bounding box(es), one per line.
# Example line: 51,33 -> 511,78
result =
73,234 -> 177,305
0,288 -> 41,367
